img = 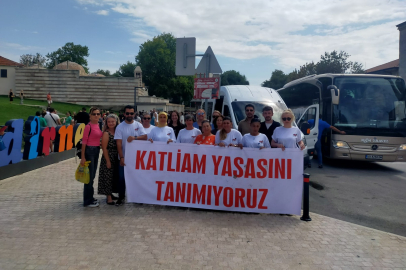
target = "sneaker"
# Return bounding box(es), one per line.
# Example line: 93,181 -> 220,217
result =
116,199 -> 124,206
85,202 -> 99,207
93,198 -> 99,203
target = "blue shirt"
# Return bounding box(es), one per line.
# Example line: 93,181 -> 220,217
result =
308,119 -> 331,141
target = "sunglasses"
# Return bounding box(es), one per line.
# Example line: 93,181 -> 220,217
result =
197,112 -> 205,115
282,117 -> 292,121
91,113 -> 101,116
245,109 -> 254,112
143,117 -> 151,120
125,112 -> 135,115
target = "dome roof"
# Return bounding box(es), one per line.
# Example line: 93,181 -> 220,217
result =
134,66 -> 142,72
53,61 -> 87,76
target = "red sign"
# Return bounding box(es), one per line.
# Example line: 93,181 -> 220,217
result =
194,78 -> 220,99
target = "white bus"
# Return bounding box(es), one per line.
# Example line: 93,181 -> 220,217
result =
277,74 -> 406,162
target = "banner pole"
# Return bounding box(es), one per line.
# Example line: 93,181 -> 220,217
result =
300,173 -> 312,221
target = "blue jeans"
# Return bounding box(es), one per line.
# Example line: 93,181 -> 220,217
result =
83,146 -> 100,206
118,165 -> 126,200
315,140 -> 323,165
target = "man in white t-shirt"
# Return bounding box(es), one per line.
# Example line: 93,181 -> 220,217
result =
114,105 -> 147,206
44,107 -> 61,127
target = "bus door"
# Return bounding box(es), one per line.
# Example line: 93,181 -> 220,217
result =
297,104 -> 319,152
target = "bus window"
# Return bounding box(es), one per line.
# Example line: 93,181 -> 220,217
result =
279,83 -> 320,119
318,77 -> 333,98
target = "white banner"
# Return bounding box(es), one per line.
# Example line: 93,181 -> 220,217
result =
124,141 -> 303,214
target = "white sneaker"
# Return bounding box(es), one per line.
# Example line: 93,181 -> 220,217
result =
85,202 -> 99,207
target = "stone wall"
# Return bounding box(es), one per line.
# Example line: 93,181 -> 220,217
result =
14,68 -> 148,108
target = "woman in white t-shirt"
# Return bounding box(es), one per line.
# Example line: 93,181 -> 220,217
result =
148,112 -> 176,144
141,112 -> 155,134
177,114 -> 201,143
215,116 -> 243,147
271,109 -> 305,151
242,119 -> 270,149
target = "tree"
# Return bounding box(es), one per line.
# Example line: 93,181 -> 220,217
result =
135,33 -> 193,105
20,53 -> 46,67
350,62 -> 365,74
274,50 -> 365,84
115,61 -> 136,77
46,42 -> 90,72
221,70 -> 249,86
262,69 -> 288,89
95,69 -> 111,76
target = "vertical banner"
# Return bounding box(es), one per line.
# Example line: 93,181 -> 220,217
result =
124,141 -> 303,215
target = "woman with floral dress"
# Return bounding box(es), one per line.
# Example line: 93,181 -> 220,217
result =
98,114 -> 120,205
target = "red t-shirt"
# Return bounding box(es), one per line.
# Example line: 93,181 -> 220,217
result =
194,134 -> 216,145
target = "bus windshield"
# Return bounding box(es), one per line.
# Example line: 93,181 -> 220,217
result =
231,101 -> 287,125
333,76 -> 406,137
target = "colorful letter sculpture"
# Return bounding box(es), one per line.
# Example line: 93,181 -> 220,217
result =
0,116 -> 85,167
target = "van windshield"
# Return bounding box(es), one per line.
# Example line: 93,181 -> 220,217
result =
231,101 -> 287,125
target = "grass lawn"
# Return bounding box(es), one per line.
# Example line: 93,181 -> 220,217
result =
0,95 -> 92,125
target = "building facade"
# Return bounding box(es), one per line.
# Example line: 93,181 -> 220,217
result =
0,56 -> 24,96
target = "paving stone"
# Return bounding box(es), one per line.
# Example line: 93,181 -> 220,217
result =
1,158 -> 406,269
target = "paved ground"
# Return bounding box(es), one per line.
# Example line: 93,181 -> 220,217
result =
1,158 -> 406,270
307,158 -> 406,237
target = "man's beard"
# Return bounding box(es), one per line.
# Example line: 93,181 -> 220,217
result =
126,117 -> 133,122
265,117 -> 272,121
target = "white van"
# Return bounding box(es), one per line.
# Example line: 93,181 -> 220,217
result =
202,85 -> 315,169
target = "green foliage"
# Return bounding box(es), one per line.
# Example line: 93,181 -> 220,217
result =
221,70 -> 249,86
350,62 -> 365,74
95,69 -> 111,76
262,69 -> 288,89
316,51 -> 350,74
115,61 -> 136,77
135,33 -> 193,105
20,53 -> 46,67
0,96 -> 91,125
263,50 -> 365,86
46,42 -> 90,72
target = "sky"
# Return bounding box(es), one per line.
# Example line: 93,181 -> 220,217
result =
1,0 -> 405,86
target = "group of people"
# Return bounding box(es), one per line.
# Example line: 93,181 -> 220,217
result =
79,104 -> 307,208
8,89 -> 24,104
